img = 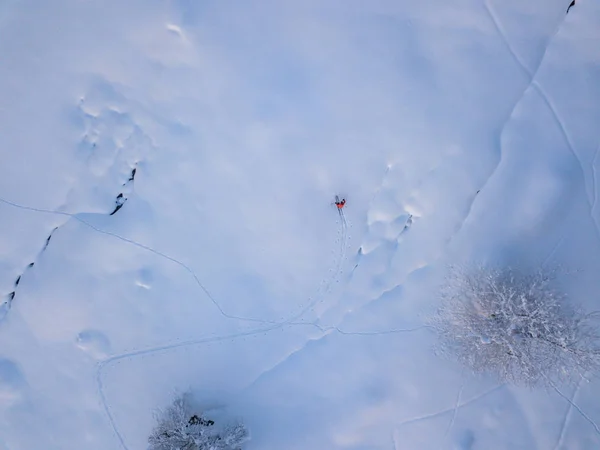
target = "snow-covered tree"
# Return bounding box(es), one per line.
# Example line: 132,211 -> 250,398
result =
431,265 -> 600,386
148,394 -> 249,450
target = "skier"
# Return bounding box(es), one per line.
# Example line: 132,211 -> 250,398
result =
334,195 -> 348,229
567,0 -> 575,13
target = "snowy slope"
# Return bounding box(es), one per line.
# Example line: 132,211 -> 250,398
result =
1,0 -> 599,449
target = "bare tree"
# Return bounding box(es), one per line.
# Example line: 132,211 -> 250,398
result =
148,394 -> 249,450
431,265 -> 600,386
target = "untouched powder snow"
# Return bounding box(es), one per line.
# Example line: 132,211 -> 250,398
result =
0,0 -> 600,449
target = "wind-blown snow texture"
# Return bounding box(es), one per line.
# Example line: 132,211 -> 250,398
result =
0,0 -> 599,449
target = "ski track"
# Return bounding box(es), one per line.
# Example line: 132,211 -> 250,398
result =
95,309 -> 429,448
0,195 -> 390,450
443,383 -> 464,439
328,324 -> 431,337
0,196 -> 347,327
286,320 -> 433,337
395,384 -> 504,433
532,82 -> 600,237
0,195 -> 355,337
299,205 -> 349,320
96,324 -> 290,450
3,7 -> 596,448
542,235 -> 565,267
551,381 -> 600,437
443,0 -> 556,251
553,378 -> 583,450
485,0 -> 600,244
483,0 -> 534,76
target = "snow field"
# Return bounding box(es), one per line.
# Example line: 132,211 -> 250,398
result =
0,0 -> 599,449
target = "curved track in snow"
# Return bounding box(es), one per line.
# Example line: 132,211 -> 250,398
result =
0,196 -> 349,327
0,195 -> 357,449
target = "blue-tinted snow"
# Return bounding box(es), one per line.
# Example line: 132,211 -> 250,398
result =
0,0 -> 599,449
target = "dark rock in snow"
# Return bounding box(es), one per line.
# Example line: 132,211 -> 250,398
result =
43,227 -> 58,251
110,193 -> 127,215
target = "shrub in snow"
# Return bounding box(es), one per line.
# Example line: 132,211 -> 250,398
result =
431,265 -> 600,386
148,394 -> 249,450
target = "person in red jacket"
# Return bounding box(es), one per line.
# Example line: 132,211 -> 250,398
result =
335,198 -> 346,209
